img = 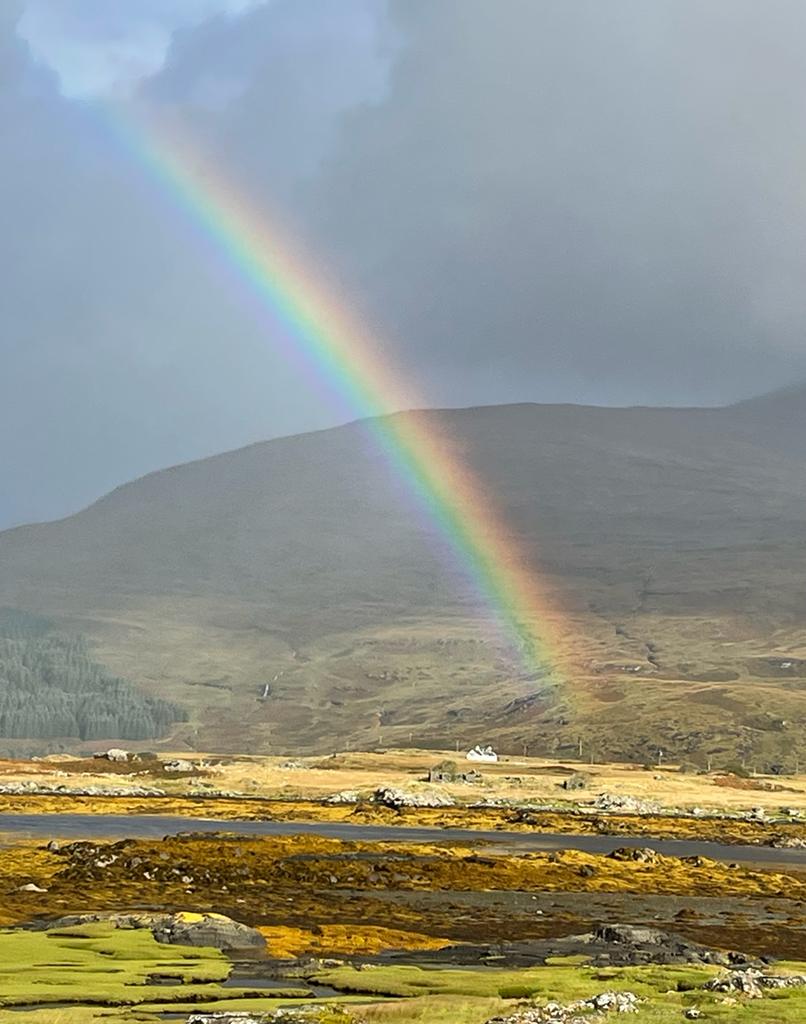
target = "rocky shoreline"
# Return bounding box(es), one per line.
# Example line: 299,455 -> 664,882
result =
0,825 -> 805,1023
1,786 -> 805,849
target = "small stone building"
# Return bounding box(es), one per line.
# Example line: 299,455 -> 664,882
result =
428,759 -> 482,784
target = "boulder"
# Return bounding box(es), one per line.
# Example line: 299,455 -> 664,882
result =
94,749 -> 130,762
163,759 -> 195,773
152,912 -> 265,951
595,924 -> 667,946
47,911 -> 265,953
607,847 -> 660,864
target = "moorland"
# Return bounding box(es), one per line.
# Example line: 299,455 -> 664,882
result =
1,750 -> 806,1022
3,391 -> 806,764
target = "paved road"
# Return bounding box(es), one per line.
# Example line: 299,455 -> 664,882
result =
0,812 -> 804,866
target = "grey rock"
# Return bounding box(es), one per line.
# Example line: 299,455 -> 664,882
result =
47,911 -> 265,952
705,969 -> 806,998
152,913 -> 266,951
164,759 -> 196,773
484,990 -> 638,1022
593,793 -> 660,814
325,790 -> 361,804
373,786 -> 455,808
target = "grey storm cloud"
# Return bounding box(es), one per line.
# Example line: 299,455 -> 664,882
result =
4,0 -> 806,527
298,0 -> 806,409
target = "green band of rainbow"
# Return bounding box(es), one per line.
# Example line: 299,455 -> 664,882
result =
109,110 -> 566,680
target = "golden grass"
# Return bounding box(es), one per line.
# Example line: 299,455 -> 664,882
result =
6,745 -> 806,816
258,924 -> 453,959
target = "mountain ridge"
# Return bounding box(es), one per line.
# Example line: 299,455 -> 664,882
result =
2,388 -> 806,763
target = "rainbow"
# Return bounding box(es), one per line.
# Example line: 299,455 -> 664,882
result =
110,110 -> 568,680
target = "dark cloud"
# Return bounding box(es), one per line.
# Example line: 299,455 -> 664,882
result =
147,0 -> 395,197
4,0 -> 806,527
301,0 -> 806,408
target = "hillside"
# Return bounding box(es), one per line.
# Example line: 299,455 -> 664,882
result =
2,393 -> 806,764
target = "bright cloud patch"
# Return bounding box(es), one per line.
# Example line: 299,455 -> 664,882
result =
16,0 -> 270,99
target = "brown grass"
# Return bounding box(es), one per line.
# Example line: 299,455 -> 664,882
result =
6,748 -> 806,815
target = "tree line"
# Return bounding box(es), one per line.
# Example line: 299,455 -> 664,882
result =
0,609 -> 186,740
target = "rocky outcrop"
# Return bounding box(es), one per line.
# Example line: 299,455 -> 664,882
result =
772,836 -> 806,848
187,1010 -> 354,1023
0,781 -> 166,797
587,924 -> 737,966
607,847 -> 660,864
391,923 -> 746,970
593,794 -> 660,814
373,786 -> 455,808
705,969 -> 806,998
0,780 -> 247,798
164,759 -> 196,772
484,991 -> 638,1022
324,790 -> 361,804
47,911 -> 265,951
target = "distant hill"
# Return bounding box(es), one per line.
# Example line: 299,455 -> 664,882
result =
2,395 -> 806,765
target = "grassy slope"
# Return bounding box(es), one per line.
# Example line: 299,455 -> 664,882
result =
2,398 -> 806,760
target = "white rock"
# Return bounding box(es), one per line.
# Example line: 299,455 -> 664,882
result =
325,790 -> 361,804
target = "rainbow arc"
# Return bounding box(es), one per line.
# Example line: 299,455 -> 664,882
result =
112,110 -> 569,680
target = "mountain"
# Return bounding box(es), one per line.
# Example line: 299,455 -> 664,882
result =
3,392 -> 806,764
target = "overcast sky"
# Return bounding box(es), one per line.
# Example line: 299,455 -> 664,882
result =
4,0 -> 806,527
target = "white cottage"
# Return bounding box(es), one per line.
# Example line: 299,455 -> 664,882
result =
466,744 -> 498,763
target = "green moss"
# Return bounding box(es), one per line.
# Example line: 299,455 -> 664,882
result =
3,922 -> 806,1024
0,924 -> 232,1008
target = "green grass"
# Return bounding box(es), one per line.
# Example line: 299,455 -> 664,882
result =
0,922 -> 312,1009
319,962 -> 806,1023
314,962 -> 715,1000
3,923 -> 806,1024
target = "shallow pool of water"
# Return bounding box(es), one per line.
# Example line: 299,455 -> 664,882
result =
0,812 -> 803,867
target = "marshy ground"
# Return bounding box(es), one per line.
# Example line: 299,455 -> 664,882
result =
3,751 -> 806,1022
